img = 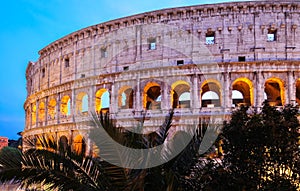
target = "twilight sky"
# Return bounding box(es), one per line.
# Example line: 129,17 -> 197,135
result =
0,0 -> 243,140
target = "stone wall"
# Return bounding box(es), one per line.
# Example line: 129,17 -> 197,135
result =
23,1 -> 300,155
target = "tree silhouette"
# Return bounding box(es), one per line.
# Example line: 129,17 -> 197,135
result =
0,111 -> 214,191
204,103 -> 300,190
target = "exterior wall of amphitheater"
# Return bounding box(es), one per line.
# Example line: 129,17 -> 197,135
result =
24,1 -> 300,154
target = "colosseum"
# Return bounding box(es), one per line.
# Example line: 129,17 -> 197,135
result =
24,1 -> 300,155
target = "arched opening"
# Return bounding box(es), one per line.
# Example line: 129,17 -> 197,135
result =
31,104 -> 36,125
179,92 -> 191,107
76,92 -> 89,114
201,81 -> 221,107
172,81 -> 190,108
59,136 -> 69,154
118,87 -> 134,109
82,94 -> 88,112
38,102 -> 45,122
35,135 -> 55,151
48,99 -> 56,120
232,78 -> 253,107
61,95 -> 71,116
264,78 -> 285,106
143,82 -> 161,110
73,135 -> 86,155
95,89 -> 110,114
232,90 -> 244,106
202,91 -> 220,107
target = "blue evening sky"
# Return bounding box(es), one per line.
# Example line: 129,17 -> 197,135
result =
0,0 -> 241,140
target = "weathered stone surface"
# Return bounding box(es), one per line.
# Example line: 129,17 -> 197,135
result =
23,1 -> 300,155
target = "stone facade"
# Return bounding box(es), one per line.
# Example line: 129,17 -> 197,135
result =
23,1 -> 300,155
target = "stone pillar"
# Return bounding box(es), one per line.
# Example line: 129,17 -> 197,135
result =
71,89 -> 76,121
192,75 -> 200,110
255,72 -> 264,108
110,83 -> 117,114
135,73 -> 142,111
35,100 -> 39,127
223,72 -> 231,109
136,25 -> 142,61
288,71 -> 296,105
45,96 -> 48,126
162,76 -> 171,111
57,93 -> 61,124
89,86 -> 95,114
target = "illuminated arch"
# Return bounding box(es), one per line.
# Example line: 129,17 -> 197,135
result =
143,82 -> 161,110
171,81 -> 191,108
61,95 -> 71,116
232,77 -> 254,106
31,103 -> 36,125
118,86 -> 134,109
73,135 -> 86,155
48,99 -> 56,119
95,89 -> 110,113
76,92 -> 88,114
38,101 -> 45,122
264,78 -> 285,106
35,135 -> 55,151
200,80 -> 222,107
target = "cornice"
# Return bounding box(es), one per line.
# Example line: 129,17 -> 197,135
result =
37,1 -> 300,58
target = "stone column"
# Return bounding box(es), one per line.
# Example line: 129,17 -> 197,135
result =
223,72 -> 231,109
110,83 -> 117,114
89,85 -> 95,114
288,71 -> 296,105
45,96 -> 48,126
192,75 -> 200,110
35,100 -> 39,127
162,76 -> 171,111
255,71 -> 264,108
71,89 -> 76,121
57,93 -> 61,124
135,73 -> 142,111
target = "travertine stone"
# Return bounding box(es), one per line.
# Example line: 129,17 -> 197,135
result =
24,1 -> 300,155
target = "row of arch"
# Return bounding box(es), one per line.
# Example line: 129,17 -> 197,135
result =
28,77 -> 300,126
36,134 -> 86,155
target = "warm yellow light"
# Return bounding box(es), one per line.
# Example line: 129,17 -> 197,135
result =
232,77 -> 254,106
95,89 -> 108,113
265,77 -> 285,105
48,99 -> 57,119
143,82 -> 160,108
61,95 -> 71,115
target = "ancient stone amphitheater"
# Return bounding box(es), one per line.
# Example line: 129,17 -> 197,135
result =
24,1 -> 300,155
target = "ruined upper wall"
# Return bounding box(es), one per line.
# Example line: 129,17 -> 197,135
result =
25,1 -> 300,96
37,1 -> 300,56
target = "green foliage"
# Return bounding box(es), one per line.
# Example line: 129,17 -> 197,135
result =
205,103 -> 300,190
2,104 -> 298,190
0,110 -> 212,191
90,110 -> 211,191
